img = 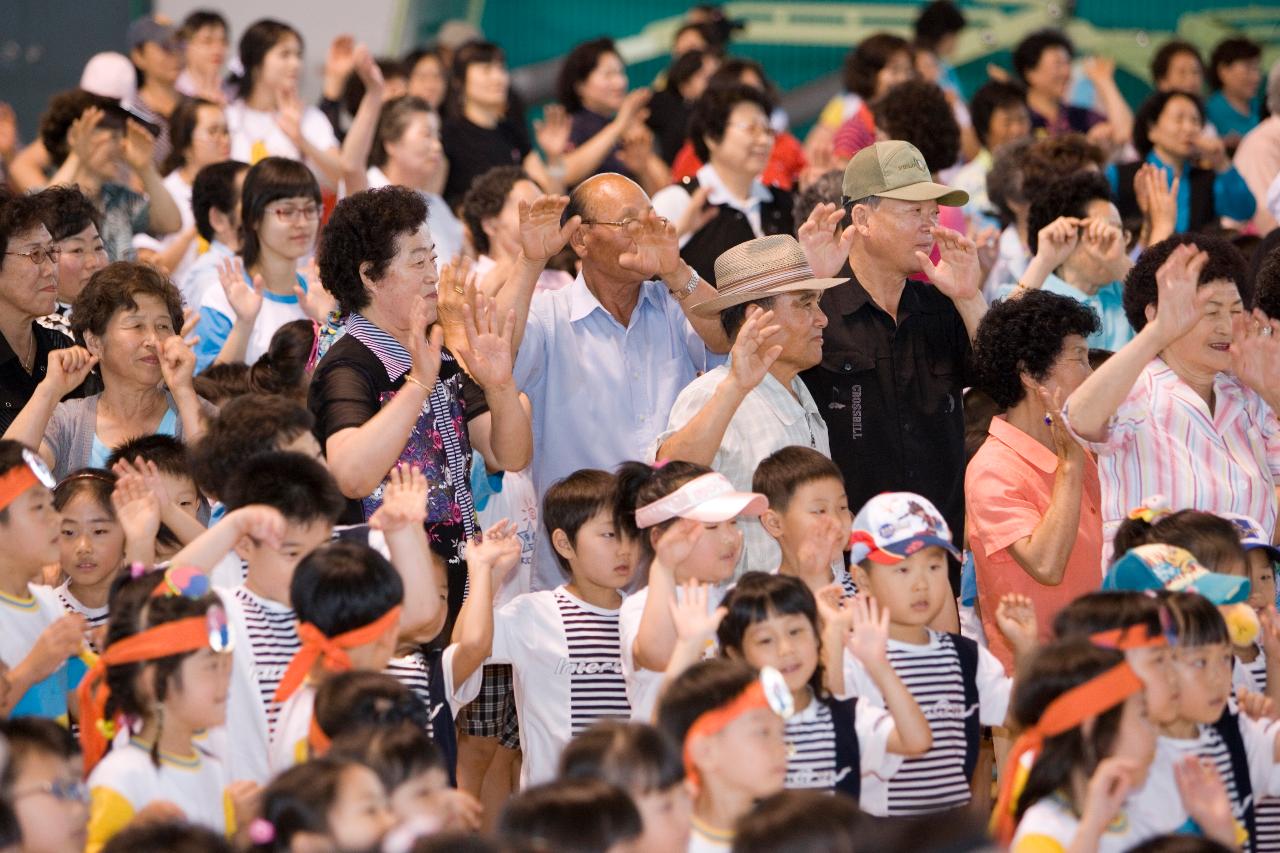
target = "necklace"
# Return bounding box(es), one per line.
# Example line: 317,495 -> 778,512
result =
12,331 -> 35,373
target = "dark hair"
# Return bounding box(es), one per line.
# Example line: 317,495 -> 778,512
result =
0,717 -> 79,799
1133,91 -> 1205,158
162,98 -> 219,175
969,81 -> 1027,149
103,569 -> 223,766
1022,134 -> 1107,190
1151,41 -> 1204,86
70,261 -> 184,347
717,572 -> 826,697
1256,240 -> 1280,319
317,185 -> 428,316
314,671 -> 431,745
842,33 -> 911,99
1123,233 -> 1250,333
239,157 -> 321,269
1164,590 -> 1229,647
1026,170 -> 1114,256
792,169 -> 846,234
557,38 -> 620,114
291,540 -> 404,637
39,89 -> 122,166
1012,639 -> 1128,821
751,446 -> 843,514
221,450 -> 344,528
543,469 -> 618,576
409,834 -> 502,853
101,821 -> 233,853
0,189 -> 50,274
341,57 -> 406,117
1052,590 -> 1165,643
461,165 -> 529,257
669,49 -> 714,96
447,41 -> 506,119
1208,37 -> 1261,91
559,720 -> 685,794
54,467 -> 117,517
708,58 -> 780,106
1013,29 -> 1075,85
31,184 -> 101,242
718,295 -> 776,342
497,778 -> 642,853
192,362 -> 251,404
733,789 -> 863,853
235,19 -> 302,100
328,720 -> 444,793
986,138 -> 1034,227
178,10 -> 228,42
614,460 -> 712,566
1112,510 -> 1246,573
914,1 -> 966,51
189,394 -> 315,498
688,82 -> 773,163
107,434 -> 202,550
251,757 -> 354,853
872,80 -> 960,173
249,318 -> 314,398
192,160 -> 249,243
972,291 -> 1099,409
657,657 -> 759,746
370,95 -> 434,169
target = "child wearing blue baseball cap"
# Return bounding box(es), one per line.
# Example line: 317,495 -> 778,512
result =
847,491 -> 1039,816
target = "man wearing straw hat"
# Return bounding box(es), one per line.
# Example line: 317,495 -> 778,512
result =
797,141 -> 984,621
651,234 -> 846,573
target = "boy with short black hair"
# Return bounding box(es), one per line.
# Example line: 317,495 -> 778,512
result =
0,717 -> 88,853
0,440 -> 88,722
106,433 -> 206,557
188,393 -> 321,506
752,446 -> 855,598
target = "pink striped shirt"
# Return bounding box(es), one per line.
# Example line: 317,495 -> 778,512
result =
1068,358 -> 1280,561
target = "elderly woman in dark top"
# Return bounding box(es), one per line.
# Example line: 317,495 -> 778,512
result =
4,261 -> 212,480
309,185 -> 532,583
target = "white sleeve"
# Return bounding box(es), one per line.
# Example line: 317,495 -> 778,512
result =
1240,713 -> 1280,796
977,644 -> 1013,726
443,642 -> 484,710
300,106 -> 338,151
855,700 -> 899,776
489,598 -> 521,665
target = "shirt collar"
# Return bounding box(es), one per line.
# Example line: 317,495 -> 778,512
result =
344,312 -> 413,381
731,361 -> 814,425
696,163 -> 773,210
987,416 -> 1059,474
826,270 -> 920,318
568,272 -> 663,324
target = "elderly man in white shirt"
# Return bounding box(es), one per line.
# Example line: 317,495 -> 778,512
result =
650,234 -> 846,574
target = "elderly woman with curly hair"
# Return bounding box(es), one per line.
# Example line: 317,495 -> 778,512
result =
966,289 -> 1103,672
4,261 -> 213,480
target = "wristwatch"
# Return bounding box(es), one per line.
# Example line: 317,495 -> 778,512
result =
671,269 -> 701,301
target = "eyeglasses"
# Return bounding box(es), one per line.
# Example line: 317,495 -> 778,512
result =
726,120 -> 775,137
581,216 -> 669,229
13,780 -> 89,804
269,205 -> 321,224
6,245 -> 61,266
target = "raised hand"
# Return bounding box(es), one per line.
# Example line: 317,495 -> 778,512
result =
369,463 -> 428,533
795,514 -> 848,577
217,258 -> 263,323
918,226 -> 981,301
122,119 -> 158,174
1229,309 -> 1280,404
406,293 -> 445,392
668,579 -> 727,645
618,121 -> 656,171
727,307 -> 783,394
1174,755 -> 1238,848
275,86 -> 305,148
653,517 -> 705,571
293,274 -> 337,324
111,468 -> 162,548
1079,217 -> 1127,276
675,184 -> 717,239
1081,757 -> 1138,831
159,334 -> 197,392
40,346 -> 98,397
1037,386 -> 1084,465
618,210 -> 681,280
0,102 -> 17,159
1134,164 -> 1179,246
467,519 -> 522,586
1236,686 -> 1274,720
1034,216 -> 1083,274
66,107 -> 104,167
456,288 -> 516,391
1258,604 -> 1280,658
844,593 -> 891,668
814,583 -> 852,637
228,505 -> 287,551
351,43 -> 385,96
28,615 -> 87,681
1192,134 -> 1230,173
1082,55 -> 1116,83
323,35 -> 358,95
798,202 -> 854,279
995,592 -> 1038,655
433,254 -> 475,339
518,194 -> 578,263
1150,243 -> 1212,346
615,88 -> 652,131
533,104 -> 572,161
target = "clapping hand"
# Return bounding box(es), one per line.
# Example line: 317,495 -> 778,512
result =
1174,756 -> 1238,848
406,290 -> 445,392
1081,757 -> 1139,832
1134,163 -> 1178,245
218,258 -> 263,323
1229,309 -> 1280,404
518,194 -> 578,263
1150,243 -> 1213,347
456,288 -> 516,391
798,202 -> 854,279
66,107 -> 105,167
369,464 -> 428,534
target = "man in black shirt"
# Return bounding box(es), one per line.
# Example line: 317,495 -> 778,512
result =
799,141 -> 986,613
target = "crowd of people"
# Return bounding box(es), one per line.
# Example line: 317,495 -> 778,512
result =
0,2 -> 1279,851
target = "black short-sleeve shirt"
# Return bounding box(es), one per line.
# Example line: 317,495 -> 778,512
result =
441,116 -> 532,210
801,270 -> 972,576
0,321 -> 98,434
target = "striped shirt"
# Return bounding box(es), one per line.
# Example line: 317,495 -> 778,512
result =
1067,358 -> 1280,559
233,586 -> 300,739
1240,650 -> 1280,853
384,652 -> 439,741
555,590 -> 631,735
56,583 -> 108,653
1198,724 -> 1248,844
785,698 -> 839,790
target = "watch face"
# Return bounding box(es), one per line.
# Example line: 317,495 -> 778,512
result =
759,666 -> 795,720
22,449 -> 55,488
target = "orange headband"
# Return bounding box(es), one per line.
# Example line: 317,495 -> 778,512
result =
309,714 -> 331,757
0,464 -> 40,513
990,661 -> 1145,844
273,606 -> 402,703
78,616 -> 212,773
682,681 -> 770,791
1090,623 -> 1169,650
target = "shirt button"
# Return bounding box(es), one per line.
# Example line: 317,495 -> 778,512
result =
843,363 -> 852,372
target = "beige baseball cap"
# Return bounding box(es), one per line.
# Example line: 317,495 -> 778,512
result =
842,140 -> 968,207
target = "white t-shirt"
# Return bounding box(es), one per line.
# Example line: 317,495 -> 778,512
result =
461,586 -> 632,787
269,682 -> 315,774
195,269 -> 309,372
843,630 -> 1011,816
1012,795 -> 1139,853
177,240 -> 235,310
619,584 -> 724,723
365,167 -> 463,266
132,171 -> 197,281
783,692 -> 894,793
226,100 -> 338,183
0,584 -> 82,720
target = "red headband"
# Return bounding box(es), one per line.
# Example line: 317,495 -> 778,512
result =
273,606 -> 402,703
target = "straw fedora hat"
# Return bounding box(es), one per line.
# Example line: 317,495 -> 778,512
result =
690,234 -> 848,317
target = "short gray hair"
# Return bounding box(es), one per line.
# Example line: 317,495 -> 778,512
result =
841,195 -> 881,213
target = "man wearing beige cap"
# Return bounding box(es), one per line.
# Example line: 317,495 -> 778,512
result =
797,140 -> 984,614
651,233 -> 846,573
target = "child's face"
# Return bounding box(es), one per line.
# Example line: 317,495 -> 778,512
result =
1,484 -> 60,573
736,610 -> 820,697
9,750 -> 87,853
855,546 -> 951,630
163,647 -> 233,731
1108,691 -> 1157,788
328,764 -> 396,852
239,518 -> 333,604
58,493 -> 124,591
1171,642 -> 1233,725
631,783 -> 691,853
1246,551 -> 1276,615
1126,645 -> 1180,725
561,510 -> 636,590
702,706 -> 788,799
679,520 -> 743,584
769,477 -> 850,545
387,766 -> 449,824
159,473 -> 201,519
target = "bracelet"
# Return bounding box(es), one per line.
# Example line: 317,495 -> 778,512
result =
670,269 -> 701,302
403,374 -> 432,393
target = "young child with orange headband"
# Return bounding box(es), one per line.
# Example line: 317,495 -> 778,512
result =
82,565 -> 253,853
0,439 -> 89,721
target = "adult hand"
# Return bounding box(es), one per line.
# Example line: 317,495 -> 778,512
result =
675,184 -> 717,239
797,203 -> 854,279
275,86 -> 305,148
1193,134 -> 1230,173
614,88 -> 652,131
323,35 -> 358,100
1149,243 -> 1212,346
433,255 -> 475,343
1038,386 -> 1084,466
518,194 -> 578,263
122,119 -> 157,174
918,226 -> 981,302
1229,309 -> 1280,405
1082,55 -> 1116,84
1079,216 -> 1128,279
351,43 -> 385,97
407,293 -> 445,392
1134,163 -> 1178,245
293,265 -> 337,324
533,104 -> 571,161
994,592 -> 1038,656
369,463 -> 428,533
969,222 -> 1000,282
617,120 -> 655,171
726,307 -> 783,395
1033,216 -> 1083,275
40,346 -> 98,398
456,288 -> 516,391
0,102 -> 18,159
66,107 -> 104,166
159,334 -> 197,392
218,258 -> 263,323
618,210 -> 681,280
